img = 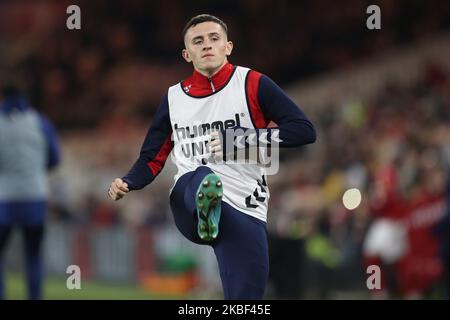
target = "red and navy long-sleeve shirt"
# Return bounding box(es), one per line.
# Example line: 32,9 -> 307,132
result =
123,62 -> 316,194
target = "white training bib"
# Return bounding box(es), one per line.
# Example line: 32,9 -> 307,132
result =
167,66 -> 269,222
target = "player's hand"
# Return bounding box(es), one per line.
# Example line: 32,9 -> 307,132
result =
108,178 -> 129,201
209,131 -> 223,161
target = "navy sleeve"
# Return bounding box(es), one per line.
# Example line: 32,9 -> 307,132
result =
122,93 -> 173,191
39,115 -> 61,170
258,74 -> 316,147
221,74 -> 316,149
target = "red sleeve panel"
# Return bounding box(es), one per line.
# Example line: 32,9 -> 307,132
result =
245,70 -> 269,129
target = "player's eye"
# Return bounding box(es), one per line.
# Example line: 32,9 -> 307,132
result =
194,39 -> 203,45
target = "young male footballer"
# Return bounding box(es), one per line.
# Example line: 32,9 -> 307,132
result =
108,14 -> 316,299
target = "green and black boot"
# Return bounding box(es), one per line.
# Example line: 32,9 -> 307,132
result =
196,173 -> 223,241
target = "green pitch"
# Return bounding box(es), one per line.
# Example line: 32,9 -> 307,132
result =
5,272 -> 185,300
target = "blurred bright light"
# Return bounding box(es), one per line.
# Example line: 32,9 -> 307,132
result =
342,188 -> 362,210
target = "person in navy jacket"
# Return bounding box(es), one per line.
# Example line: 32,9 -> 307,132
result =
0,83 -> 61,300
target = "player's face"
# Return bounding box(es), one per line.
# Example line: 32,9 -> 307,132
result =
183,21 -> 233,76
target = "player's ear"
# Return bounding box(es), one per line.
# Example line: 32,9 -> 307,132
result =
182,49 -> 192,63
225,41 -> 233,56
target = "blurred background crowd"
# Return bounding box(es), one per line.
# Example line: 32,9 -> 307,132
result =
1,0 -> 450,299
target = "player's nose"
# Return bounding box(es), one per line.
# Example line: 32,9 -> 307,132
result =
202,38 -> 213,50
202,44 -> 212,51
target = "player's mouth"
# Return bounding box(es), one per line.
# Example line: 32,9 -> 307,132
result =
202,54 -> 214,58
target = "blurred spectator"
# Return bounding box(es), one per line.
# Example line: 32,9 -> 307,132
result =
0,83 -> 61,300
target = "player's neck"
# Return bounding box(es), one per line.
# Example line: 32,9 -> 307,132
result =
196,60 -> 228,78
183,62 -> 234,96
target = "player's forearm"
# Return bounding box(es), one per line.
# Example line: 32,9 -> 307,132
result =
122,159 -> 155,191
276,118 -> 316,147
122,93 -> 173,191
221,122 -> 315,150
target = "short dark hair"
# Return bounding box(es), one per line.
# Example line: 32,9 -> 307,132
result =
182,14 -> 228,40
